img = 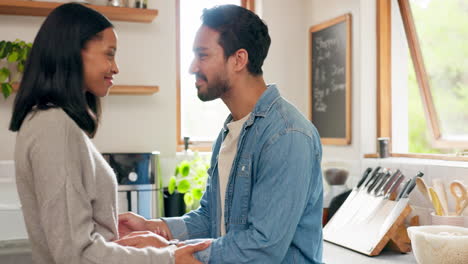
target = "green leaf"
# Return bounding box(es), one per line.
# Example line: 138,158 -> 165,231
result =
0,67 -> 10,83
184,192 -> 194,207
180,161 -> 190,177
0,41 -> 5,58
2,83 -> 12,99
4,42 -> 13,57
192,188 -> 203,200
17,62 -> 24,73
7,51 -> 19,62
177,179 -> 191,193
174,165 -> 180,176
168,176 -> 176,194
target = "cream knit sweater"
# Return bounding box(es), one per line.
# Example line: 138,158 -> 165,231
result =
14,108 -> 174,264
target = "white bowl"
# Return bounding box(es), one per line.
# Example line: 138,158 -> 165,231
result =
408,225 -> 468,264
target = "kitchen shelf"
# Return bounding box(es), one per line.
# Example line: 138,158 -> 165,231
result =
12,83 -> 159,95
0,0 -> 158,23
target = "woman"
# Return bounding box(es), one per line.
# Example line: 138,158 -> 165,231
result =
9,3 -> 208,264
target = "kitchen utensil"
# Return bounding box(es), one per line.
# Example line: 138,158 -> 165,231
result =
372,171 -> 391,196
450,181 -> 468,216
397,171 -> 424,200
326,167 -> 373,230
327,167 -> 372,220
458,200 -> 468,216
433,179 -> 449,216
416,177 -> 431,204
349,170 -> 389,224
378,197 -> 409,237
429,187 -> 445,216
332,167 -> 381,228
363,171 -> 404,223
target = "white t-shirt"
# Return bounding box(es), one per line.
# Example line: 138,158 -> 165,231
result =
218,113 -> 251,235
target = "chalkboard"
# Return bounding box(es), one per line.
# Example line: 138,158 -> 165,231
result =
309,14 -> 352,145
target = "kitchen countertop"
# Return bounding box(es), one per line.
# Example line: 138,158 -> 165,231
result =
1,239 -> 418,263
324,241 -> 417,264
0,239 -> 31,256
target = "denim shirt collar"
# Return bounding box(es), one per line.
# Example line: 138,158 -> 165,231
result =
221,84 -> 280,132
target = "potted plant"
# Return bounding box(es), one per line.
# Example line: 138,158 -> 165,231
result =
164,153 -> 210,216
0,39 -> 32,99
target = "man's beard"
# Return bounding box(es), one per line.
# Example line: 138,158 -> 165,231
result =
197,73 -> 230,102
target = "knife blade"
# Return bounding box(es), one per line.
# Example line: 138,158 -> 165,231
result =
332,167 -> 383,229
354,170 -> 393,223
362,173 -> 405,223
350,170 -> 392,224
378,197 -> 409,237
326,167 -> 373,230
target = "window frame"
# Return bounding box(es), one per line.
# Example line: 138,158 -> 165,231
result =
374,0 -> 468,161
175,0 -> 255,152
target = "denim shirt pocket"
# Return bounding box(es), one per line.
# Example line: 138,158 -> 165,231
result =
228,157 -> 252,227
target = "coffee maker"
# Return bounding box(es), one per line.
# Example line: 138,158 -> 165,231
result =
102,152 -> 164,219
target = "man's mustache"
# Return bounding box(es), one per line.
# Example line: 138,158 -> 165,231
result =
196,74 -> 207,82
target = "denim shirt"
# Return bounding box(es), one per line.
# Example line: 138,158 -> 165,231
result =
163,84 -> 323,263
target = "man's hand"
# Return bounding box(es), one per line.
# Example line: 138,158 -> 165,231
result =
118,212 -> 173,240
118,212 -> 147,238
175,241 -> 211,264
114,231 -> 169,249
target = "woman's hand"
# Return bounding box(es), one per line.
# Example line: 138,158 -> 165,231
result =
118,212 -> 173,240
118,212 -> 147,238
114,231 -> 169,249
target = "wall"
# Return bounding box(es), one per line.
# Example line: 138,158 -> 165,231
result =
305,0 -> 370,181
0,1 -> 179,179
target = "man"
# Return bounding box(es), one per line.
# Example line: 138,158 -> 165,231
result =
118,5 -> 323,263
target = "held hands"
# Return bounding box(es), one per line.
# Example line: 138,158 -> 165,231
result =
118,212 -> 173,240
115,231 -> 170,248
175,241 -> 212,264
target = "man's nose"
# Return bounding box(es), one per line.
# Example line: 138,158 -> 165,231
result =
189,59 -> 198,75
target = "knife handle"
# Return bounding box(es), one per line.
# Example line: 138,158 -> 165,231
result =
385,173 -> 404,199
402,171 -> 424,199
356,167 -> 373,189
364,166 -> 381,188
373,171 -> 391,196
382,169 -> 402,194
368,172 -> 385,193
396,177 -> 411,201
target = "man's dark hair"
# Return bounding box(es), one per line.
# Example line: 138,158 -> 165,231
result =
9,3 -> 113,137
202,5 -> 271,76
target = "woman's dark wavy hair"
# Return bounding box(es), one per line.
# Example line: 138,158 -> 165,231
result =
202,5 -> 271,76
9,3 -> 113,137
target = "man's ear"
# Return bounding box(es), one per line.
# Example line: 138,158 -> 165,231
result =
231,49 -> 248,72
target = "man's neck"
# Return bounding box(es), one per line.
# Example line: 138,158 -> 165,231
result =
221,75 -> 267,121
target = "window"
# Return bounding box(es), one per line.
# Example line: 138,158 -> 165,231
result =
176,0 -> 254,151
376,0 -> 468,159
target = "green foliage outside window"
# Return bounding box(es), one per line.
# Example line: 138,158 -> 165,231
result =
408,0 -> 468,153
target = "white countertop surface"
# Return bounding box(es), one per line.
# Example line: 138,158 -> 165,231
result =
0,239 -> 418,263
324,241 -> 417,264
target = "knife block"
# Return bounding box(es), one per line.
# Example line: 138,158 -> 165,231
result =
323,199 -> 416,256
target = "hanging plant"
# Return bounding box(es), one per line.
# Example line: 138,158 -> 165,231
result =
0,39 -> 32,99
